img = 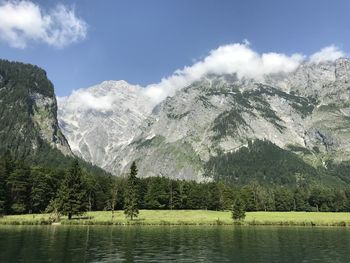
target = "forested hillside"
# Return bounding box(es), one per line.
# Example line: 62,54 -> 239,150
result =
0,59 -> 71,159
1,154 -> 350,215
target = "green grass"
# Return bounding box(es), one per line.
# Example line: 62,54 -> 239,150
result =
2,210 -> 350,226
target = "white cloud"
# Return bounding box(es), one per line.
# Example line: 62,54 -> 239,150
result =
143,42 -> 304,104
309,45 -> 345,64
59,42 -> 348,111
63,90 -> 115,111
58,86 -> 123,112
0,0 -> 87,48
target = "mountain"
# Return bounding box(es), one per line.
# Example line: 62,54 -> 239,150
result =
0,59 -> 72,160
58,58 -> 350,185
57,80 -> 153,170
0,59 -> 111,178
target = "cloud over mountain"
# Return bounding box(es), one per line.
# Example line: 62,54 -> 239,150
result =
143,43 -> 304,104
309,45 -> 345,64
59,42 -> 347,111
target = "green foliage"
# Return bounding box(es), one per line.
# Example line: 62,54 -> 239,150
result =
274,187 -> 294,211
205,140 -> 318,186
30,166 -> 62,213
0,59 -> 110,183
134,135 -> 165,150
286,144 -> 313,155
7,162 -> 31,214
206,182 -> 222,210
232,197 -> 246,221
145,177 -> 169,209
55,160 -> 88,219
327,161 -> 350,184
0,60 -> 55,159
210,84 -> 317,141
124,162 -> 140,220
212,109 -> 248,139
246,85 -> 316,117
2,151 -> 350,216
0,155 -> 11,215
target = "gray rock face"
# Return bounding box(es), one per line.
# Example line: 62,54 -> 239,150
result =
58,80 -> 153,169
29,92 -> 71,156
58,58 -> 350,180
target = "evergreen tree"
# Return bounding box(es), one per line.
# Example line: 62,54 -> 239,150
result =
219,183 -> 235,210
232,197 -> 246,221
124,161 -> 139,220
107,177 -> 119,219
30,167 -> 56,213
56,160 -> 88,220
145,177 -> 169,209
207,182 -> 222,210
7,162 -> 31,214
0,153 -> 14,215
169,180 -> 182,209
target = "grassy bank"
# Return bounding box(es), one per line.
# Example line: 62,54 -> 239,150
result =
1,210 -> 350,226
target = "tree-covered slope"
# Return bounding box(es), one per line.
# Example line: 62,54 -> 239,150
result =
0,59 -> 110,178
0,59 -> 71,159
204,139 -> 345,187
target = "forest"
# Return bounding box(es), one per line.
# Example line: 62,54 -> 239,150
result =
1,152 -> 350,217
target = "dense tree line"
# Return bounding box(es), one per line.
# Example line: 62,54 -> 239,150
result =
204,140 -> 347,187
1,153 -> 350,217
0,154 -> 109,216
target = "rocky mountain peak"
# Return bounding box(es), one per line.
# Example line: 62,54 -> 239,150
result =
58,80 -> 154,169
58,57 -> 350,181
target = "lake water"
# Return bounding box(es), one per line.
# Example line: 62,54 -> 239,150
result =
0,225 -> 349,262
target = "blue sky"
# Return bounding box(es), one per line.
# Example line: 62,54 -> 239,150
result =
0,0 -> 349,96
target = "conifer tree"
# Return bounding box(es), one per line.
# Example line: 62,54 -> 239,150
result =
232,197 -> 246,221
56,160 -> 88,220
0,152 -> 14,215
7,162 -> 31,214
124,161 -> 139,220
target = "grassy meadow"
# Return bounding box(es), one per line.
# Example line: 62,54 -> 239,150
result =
2,210 -> 350,226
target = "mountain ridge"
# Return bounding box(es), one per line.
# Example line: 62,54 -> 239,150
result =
58,58 -> 350,184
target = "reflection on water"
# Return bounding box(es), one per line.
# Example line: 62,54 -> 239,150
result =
0,225 -> 349,262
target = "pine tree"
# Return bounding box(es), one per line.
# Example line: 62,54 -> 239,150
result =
30,167 -> 58,213
207,182 -> 222,210
56,160 -> 88,220
169,179 -> 182,209
7,162 -> 31,214
145,177 -> 168,209
0,153 -> 14,215
232,197 -> 246,221
124,161 -> 139,220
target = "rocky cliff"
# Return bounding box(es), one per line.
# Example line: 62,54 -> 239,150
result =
0,59 -> 72,159
58,58 -> 350,183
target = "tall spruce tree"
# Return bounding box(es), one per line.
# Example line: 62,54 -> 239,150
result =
124,161 -> 139,220
56,160 -> 88,220
232,197 -> 246,221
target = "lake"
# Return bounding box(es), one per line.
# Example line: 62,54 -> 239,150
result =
0,225 -> 349,262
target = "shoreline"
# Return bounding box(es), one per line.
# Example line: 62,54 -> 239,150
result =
1,210 -> 350,227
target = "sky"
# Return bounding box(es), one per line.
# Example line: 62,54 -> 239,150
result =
0,0 -> 350,98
